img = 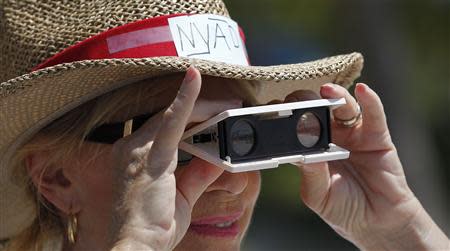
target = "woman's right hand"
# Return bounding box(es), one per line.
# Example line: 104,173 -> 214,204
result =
108,67 -> 238,250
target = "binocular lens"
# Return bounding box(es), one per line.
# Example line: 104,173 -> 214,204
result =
230,119 -> 255,156
297,112 -> 321,147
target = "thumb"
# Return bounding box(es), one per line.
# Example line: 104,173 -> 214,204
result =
176,158 -> 224,208
296,162 -> 331,212
171,159 -> 223,248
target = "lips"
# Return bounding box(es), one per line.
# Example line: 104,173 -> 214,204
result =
189,212 -> 243,238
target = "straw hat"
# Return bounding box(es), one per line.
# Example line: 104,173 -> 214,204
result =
0,0 -> 363,240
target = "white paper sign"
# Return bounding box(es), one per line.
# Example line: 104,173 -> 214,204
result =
168,14 -> 249,66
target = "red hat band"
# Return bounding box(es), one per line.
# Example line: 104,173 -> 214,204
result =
34,13 -> 249,71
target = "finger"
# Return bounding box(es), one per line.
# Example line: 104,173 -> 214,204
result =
320,83 -> 359,121
148,66 -> 202,172
127,84 -> 233,144
121,111 -> 164,145
354,83 -> 389,133
176,158 -> 224,208
188,99 -> 242,124
296,162 -> 331,213
284,90 -> 319,102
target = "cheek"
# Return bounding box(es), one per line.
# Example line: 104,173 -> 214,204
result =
240,171 -> 261,229
80,164 -> 113,206
174,164 -> 187,179
245,171 -> 261,202
75,148 -> 114,216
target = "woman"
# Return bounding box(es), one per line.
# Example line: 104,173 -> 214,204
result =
0,0 -> 448,251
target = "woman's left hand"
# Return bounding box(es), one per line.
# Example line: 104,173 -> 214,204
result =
288,83 -> 449,250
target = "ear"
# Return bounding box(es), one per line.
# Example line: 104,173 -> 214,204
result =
25,152 -> 81,215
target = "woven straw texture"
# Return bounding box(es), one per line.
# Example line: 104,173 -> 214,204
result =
0,0 -> 229,82
0,0 -> 364,241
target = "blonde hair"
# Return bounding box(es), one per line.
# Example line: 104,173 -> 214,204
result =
4,74 -> 259,251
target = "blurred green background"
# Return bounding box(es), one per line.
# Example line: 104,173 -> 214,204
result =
224,0 -> 449,250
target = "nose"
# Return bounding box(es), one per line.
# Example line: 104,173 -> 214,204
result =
201,160 -> 249,195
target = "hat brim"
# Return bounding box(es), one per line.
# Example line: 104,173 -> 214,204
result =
0,52 -> 363,239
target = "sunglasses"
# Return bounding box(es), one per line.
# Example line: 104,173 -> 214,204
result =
84,113 -> 193,165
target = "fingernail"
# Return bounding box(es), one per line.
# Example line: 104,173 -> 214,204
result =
320,84 -> 335,96
355,83 -> 367,93
184,66 -> 197,83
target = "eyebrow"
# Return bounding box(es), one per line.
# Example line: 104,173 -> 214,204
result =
84,112 -> 156,144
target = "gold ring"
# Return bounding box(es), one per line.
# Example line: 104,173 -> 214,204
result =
334,104 -> 362,128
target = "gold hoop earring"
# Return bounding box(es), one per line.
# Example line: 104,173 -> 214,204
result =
67,214 -> 78,244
